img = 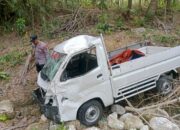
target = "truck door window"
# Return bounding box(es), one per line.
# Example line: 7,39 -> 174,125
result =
60,48 -> 98,81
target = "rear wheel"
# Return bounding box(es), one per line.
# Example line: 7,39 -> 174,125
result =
78,100 -> 103,126
156,76 -> 173,95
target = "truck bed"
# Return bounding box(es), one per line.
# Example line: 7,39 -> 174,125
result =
111,45 -> 179,76
108,42 -> 170,59
138,46 -> 170,56
110,43 -> 180,102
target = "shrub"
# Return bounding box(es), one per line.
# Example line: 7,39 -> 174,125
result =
115,18 -> 124,28
152,34 -> 177,44
16,18 -> 26,36
0,71 -> 9,80
133,17 -> 145,27
96,23 -> 111,33
56,123 -> 67,130
0,50 -> 26,70
0,114 -> 9,122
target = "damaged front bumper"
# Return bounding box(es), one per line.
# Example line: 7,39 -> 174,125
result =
32,88 -> 60,123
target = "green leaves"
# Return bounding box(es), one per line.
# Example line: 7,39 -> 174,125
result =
97,0 -> 108,10
0,114 -> 9,121
0,49 -> 26,70
0,72 -> 9,80
16,18 -> 26,36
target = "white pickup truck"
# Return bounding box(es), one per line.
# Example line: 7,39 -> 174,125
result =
33,35 -> 180,126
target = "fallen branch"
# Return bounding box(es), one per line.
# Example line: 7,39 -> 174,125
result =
18,53 -> 32,86
0,88 -> 3,96
119,91 -> 152,128
4,124 -> 27,130
3,117 -> 36,130
162,86 -> 180,102
125,97 -> 180,112
154,16 -> 168,34
172,114 -> 180,119
52,8 -> 100,35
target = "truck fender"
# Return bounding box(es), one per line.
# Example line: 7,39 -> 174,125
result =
76,97 -> 105,119
76,89 -> 113,118
158,69 -> 179,80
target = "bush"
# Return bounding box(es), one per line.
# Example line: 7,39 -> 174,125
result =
96,23 -> 111,33
133,17 -> 145,27
56,123 -> 67,130
16,18 -> 26,36
115,18 -> 124,28
0,114 -> 9,122
144,11 -> 154,22
152,34 -> 177,44
0,71 -> 9,80
0,0 -> 55,32
96,13 -> 111,33
0,50 -> 26,70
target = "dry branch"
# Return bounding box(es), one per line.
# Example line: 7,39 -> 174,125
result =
18,53 -> 32,86
154,16 -> 168,34
125,97 -> 180,112
119,91 -> 152,128
3,117 -> 36,130
52,8 -> 100,35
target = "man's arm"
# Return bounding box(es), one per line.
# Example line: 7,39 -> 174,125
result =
43,45 -> 49,61
30,45 -> 35,62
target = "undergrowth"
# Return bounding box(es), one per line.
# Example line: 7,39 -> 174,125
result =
0,50 -> 26,69
0,114 -> 9,122
56,123 -> 67,130
152,34 -> 178,46
0,71 -> 9,80
0,48 -> 27,80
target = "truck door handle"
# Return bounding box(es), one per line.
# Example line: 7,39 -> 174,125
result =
97,74 -> 103,78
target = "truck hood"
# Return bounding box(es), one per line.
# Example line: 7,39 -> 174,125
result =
37,73 -> 59,96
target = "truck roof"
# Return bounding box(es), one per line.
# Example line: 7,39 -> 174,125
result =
54,35 -> 98,54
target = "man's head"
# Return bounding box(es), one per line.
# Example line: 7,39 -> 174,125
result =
30,34 -> 38,45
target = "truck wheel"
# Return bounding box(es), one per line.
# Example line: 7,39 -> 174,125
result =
78,100 -> 103,126
156,76 -> 173,95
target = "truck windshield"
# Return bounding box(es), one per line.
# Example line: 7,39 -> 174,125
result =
41,52 -> 66,81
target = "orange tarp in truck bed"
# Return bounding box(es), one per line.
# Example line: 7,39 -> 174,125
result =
109,49 -> 145,66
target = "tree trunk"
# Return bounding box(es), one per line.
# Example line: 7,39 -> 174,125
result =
173,0 -> 176,5
146,0 -> 158,16
127,0 -> 132,19
139,0 -> 142,10
166,0 -> 171,12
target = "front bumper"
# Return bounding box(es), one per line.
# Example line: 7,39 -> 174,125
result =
32,88 -> 60,123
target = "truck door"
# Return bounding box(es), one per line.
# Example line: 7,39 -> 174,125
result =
57,47 -> 113,105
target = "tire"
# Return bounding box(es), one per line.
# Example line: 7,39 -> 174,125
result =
156,76 -> 173,95
77,100 -> 103,126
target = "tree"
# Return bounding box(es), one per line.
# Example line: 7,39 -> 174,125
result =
166,0 -> 172,12
146,0 -> 158,16
139,0 -> 142,10
127,0 -> 132,19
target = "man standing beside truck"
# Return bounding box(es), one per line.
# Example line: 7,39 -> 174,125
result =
30,34 -> 49,73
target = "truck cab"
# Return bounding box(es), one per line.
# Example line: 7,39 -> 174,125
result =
33,35 -> 180,126
33,35 -> 114,125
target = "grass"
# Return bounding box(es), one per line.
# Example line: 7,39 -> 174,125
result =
56,123 -> 67,130
152,34 -> 178,46
133,16 -> 145,27
0,49 -> 27,71
0,47 -> 27,80
0,114 -> 9,122
0,71 -> 9,80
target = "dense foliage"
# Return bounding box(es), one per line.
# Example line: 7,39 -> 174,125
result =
0,0 -> 179,34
